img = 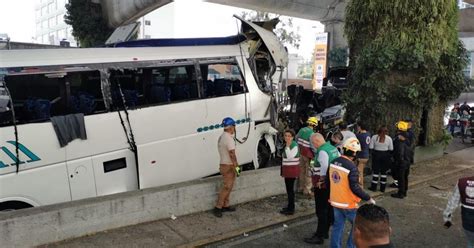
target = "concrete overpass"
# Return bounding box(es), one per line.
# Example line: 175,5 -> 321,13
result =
98,0 -> 348,48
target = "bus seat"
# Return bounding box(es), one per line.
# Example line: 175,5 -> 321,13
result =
122,90 -> 139,108
70,92 -> 96,115
232,80 -> 244,94
25,98 -> 51,120
150,85 -> 171,103
174,84 -> 190,101
214,79 -> 232,96
204,80 -> 215,97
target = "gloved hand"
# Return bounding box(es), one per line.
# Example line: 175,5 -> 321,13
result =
444,221 -> 452,229
235,165 -> 241,177
368,198 -> 376,205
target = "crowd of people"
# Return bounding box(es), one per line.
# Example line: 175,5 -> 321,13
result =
212,116 -> 472,247
448,101 -> 472,143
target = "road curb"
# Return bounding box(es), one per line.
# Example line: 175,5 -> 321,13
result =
181,166 -> 471,247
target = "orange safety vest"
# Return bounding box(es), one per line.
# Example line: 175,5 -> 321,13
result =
328,159 -> 361,209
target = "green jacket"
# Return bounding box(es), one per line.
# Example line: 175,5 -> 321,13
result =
313,142 -> 340,168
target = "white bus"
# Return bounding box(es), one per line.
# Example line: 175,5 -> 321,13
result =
0,19 -> 287,210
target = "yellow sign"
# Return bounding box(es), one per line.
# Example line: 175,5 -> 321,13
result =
312,33 -> 328,91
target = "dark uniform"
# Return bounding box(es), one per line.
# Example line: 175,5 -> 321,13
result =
444,176 -> 474,247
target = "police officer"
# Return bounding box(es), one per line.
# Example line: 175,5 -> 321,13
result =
296,117 -> 318,196
328,137 -> 376,248
443,176 -> 474,247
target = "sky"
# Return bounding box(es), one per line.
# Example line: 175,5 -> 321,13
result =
0,0 -> 324,59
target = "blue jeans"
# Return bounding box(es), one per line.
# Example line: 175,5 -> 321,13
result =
466,229 -> 474,248
331,207 -> 357,248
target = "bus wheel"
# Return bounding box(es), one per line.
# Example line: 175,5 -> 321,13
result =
256,137 -> 271,169
0,201 -> 33,212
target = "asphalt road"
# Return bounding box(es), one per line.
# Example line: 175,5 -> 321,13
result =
210,169 -> 472,248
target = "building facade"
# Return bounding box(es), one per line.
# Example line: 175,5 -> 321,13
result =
459,1 -> 474,79
35,0 -> 77,46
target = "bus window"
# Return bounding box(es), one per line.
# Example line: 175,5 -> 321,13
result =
167,66 -> 198,102
109,69 -> 145,109
67,71 -> 107,115
201,63 -> 246,98
3,73 -> 67,126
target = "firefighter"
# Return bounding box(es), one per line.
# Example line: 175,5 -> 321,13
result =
328,137 -> 376,248
391,125 -> 413,199
296,116 -> 318,196
443,176 -> 474,247
280,129 -> 300,215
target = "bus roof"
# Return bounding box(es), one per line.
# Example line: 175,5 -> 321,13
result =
0,44 -> 246,69
109,35 -> 246,48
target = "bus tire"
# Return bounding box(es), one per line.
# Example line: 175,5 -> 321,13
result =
0,201 -> 33,211
255,137 -> 271,169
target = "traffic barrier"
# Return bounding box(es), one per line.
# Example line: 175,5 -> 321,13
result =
0,166 -> 285,247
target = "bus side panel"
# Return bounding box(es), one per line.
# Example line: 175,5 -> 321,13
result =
137,133 -> 211,189
0,161 -> 71,206
133,100 -> 208,189
0,123 -> 67,175
204,94 -> 254,165
92,150 -> 138,196
66,157 -> 97,201
64,112 -> 131,161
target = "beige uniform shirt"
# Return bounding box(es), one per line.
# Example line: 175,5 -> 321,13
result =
218,132 -> 236,165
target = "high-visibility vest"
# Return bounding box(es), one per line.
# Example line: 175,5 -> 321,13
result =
311,142 -> 339,187
282,141 -> 300,178
313,142 -> 340,172
296,127 -> 314,158
329,158 -> 361,209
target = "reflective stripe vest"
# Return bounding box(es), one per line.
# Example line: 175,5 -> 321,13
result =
313,142 -> 340,170
282,141 -> 300,178
458,176 -> 474,232
329,158 -> 361,209
297,127 -> 314,158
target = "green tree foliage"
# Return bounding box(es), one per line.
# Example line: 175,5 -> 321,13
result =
328,47 -> 348,67
344,0 -> 468,144
65,0 -> 114,47
241,11 -> 301,49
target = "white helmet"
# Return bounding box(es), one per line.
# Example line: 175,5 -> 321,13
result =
343,137 -> 362,152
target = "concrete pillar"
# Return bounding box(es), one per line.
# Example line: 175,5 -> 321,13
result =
322,19 -> 347,50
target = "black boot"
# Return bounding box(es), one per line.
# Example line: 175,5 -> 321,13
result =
304,235 -> 324,244
368,175 -> 378,191
380,174 -> 387,192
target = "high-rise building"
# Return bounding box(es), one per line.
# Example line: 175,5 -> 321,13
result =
35,0 -> 77,46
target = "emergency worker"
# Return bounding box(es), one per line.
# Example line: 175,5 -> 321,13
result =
369,126 -> 393,192
328,137 -> 375,248
391,128 -> 412,199
443,176 -> 474,247
280,129 -> 300,215
296,117 -> 318,196
449,108 -> 460,137
213,117 -> 239,217
304,133 -> 339,245
356,122 -> 371,187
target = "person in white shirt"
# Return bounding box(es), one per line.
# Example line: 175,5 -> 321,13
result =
340,122 -> 357,145
213,117 -> 239,217
368,126 -> 393,192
